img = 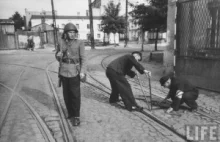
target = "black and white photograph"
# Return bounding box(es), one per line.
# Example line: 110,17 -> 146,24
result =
0,0 -> 220,141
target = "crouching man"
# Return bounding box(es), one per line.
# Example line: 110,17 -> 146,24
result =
159,75 -> 199,113
106,51 -> 151,111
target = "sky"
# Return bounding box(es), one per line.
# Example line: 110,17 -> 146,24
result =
0,0 -> 89,19
0,0 -> 148,19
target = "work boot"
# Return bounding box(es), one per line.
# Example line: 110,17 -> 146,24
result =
190,107 -> 198,113
71,117 -> 80,126
66,115 -> 72,119
109,98 -> 120,103
131,106 -> 143,112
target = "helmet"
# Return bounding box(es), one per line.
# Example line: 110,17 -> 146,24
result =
63,23 -> 78,33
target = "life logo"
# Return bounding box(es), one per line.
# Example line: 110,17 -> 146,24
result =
186,125 -> 220,141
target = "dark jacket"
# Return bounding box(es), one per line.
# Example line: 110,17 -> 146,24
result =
107,54 -> 145,78
168,77 -> 198,99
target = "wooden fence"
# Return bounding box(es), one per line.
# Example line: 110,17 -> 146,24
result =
0,29 -> 61,50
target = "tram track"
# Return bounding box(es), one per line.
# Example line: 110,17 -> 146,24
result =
86,53 -> 189,142
86,52 -> 220,142
0,62 -> 73,142
1,50 -> 219,142
100,52 -> 220,121
0,68 -> 56,142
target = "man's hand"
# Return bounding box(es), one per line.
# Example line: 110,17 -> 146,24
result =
166,107 -> 173,113
144,70 -> 151,77
80,73 -> 86,82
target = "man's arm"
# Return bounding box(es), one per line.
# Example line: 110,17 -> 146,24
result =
160,90 -> 171,104
129,55 -> 151,76
127,70 -> 136,78
79,41 -> 87,81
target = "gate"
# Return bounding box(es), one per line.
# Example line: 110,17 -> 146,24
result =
16,31 -> 41,49
0,29 -> 16,49
176,0 -> 220,92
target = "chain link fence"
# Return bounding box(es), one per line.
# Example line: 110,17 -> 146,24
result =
176,0 -> 220,92
177,0 -> 220,60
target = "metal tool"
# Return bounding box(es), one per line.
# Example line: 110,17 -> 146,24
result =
146,73 -> 152,111
136,73 -> 151,111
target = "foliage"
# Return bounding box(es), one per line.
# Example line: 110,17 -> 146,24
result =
101,1 -> 126,34
129,0 -> 167,32
129,0 -> 167,51
9,11 -> 25,31
147,0 -> 168,31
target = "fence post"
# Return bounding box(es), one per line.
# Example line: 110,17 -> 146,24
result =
14,31 -> 18,49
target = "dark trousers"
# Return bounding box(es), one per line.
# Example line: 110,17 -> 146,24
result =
171,90 -> 198,111
106,68 -> 138,111
61,75 -> 81,117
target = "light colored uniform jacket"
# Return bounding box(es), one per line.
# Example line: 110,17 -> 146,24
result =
59,39 -> 86,77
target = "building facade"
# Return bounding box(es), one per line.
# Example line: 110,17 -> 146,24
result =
30,15 -> 103,42
25,0 -> 150,44
0,19 -> 15,33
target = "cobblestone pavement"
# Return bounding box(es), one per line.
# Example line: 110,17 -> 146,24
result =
87,49 -> 220,142
0,95 -> 46,142
50,74 -> 185,142
1,45 -> 220,142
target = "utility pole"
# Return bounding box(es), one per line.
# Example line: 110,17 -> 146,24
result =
51,0 -> 58,51
88,0 -> 95,49
124,0 -> 128,47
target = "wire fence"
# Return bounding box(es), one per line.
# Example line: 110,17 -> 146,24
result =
176,0 -> 220,60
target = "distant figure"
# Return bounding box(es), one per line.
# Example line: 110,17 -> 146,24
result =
56,23 -> 86,126
106,51 -> 151,111
27,36 -> 35,51
159,75 -> 199,113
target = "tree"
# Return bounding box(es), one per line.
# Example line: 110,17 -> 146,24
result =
101,1 -> 126,46
129,0 -> 167,51
148,0 -> 167,51
9,11 -> 25,31
88,0 -> 95,49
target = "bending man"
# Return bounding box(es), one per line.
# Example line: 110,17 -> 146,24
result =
159,75 -> 199,113
106,51 -> 151,111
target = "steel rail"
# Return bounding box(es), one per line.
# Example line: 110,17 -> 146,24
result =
0,69 -> 56,142
46,61 -> 74,142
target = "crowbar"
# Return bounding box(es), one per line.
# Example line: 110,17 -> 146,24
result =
146,73 -> 152,111
136,73 -> 151,111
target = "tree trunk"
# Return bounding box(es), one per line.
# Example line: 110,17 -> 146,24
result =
108,33 -> 110,44
114,33 -> 116,47
141,30 -> 145,51
124,0 -> 128,47
88,0 -> 95,49
103,33 -> 106,45
154,28 -> 159,51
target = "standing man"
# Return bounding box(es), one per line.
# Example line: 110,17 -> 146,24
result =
159,75 -> 199,113
27,36 -> 35,51
56,23 -> 86,126
106,51 -> 151,111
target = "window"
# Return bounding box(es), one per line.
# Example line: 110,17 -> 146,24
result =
76,24 -> 79,29
97,34 -> 100,38
97,24 -> 101,30
86,10 -> 89,16
77,12 -> 80,16
87,24 -> 90,29
87,34 -> 90,40
77,34 -> 80,38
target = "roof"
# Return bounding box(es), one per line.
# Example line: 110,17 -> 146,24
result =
31,15 -> 102,20
31,23 -> 53,28
0,19 -> 14,25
